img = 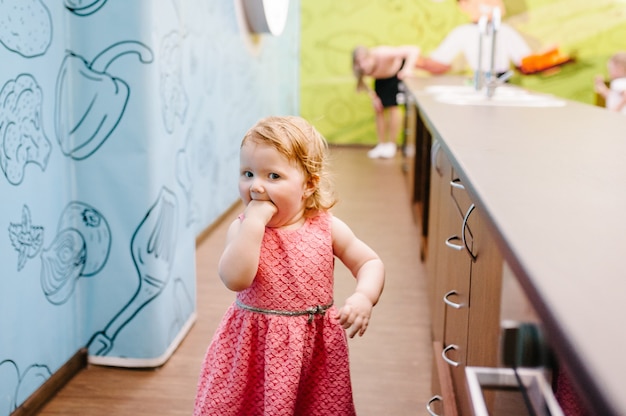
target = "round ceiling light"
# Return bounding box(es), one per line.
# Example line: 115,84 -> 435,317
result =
242,0 -> 289,36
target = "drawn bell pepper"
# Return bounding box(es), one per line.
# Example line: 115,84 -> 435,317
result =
55,41 -> 153,160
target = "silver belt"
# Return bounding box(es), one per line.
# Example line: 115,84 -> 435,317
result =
236,299 -> 334,323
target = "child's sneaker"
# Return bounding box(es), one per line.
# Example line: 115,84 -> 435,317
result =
367,143 -> 386,159
380,142 -> 397,158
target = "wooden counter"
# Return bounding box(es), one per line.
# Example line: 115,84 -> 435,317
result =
404,76 -> 626,416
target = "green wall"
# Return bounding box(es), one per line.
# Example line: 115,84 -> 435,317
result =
301,0 -> 626,145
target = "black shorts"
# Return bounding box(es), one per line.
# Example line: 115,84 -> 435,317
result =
374,75 -> 402,108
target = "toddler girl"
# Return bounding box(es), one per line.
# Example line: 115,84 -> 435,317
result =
194,115 -> 385,415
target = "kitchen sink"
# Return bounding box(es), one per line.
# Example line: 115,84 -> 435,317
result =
424,84 -> 566,108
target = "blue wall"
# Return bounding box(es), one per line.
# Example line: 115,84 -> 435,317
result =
0,0 -> 299,413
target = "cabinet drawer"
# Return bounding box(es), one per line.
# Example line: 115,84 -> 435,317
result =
430,341 -> 459,416
450,170 -> 473,228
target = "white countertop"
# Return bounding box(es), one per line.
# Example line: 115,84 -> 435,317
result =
404,76 -> 626,416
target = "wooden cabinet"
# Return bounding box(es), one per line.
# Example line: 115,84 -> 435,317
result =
425,140 -> 451,343
402,98 -> 434,260
425,141 -> 503,415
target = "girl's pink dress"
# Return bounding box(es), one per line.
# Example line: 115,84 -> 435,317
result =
194,211 -> 356,416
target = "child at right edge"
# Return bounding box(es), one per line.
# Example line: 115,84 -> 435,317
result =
594,51 -> 626,114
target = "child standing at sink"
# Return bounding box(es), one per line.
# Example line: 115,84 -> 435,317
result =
417,0 -> 531,76
352,45 -> 420,159
594,51 -> 626,114
193,116 -> 385,416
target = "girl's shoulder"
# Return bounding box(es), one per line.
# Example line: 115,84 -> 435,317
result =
610,77 -> 626,91
308,209 -> 332,226
298,210 -> 333,236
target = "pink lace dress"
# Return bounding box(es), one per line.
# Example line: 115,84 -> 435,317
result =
194,211 -> 356,416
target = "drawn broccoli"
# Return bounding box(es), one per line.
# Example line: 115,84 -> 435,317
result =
0,74 -> 51,185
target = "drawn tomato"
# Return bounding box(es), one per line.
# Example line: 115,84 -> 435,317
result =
57,202 -> 111,276
40,202 -> 111,305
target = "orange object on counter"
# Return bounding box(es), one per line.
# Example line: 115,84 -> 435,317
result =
520,48 -> 574,74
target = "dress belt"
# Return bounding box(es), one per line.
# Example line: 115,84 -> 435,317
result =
236,298 -> 334,323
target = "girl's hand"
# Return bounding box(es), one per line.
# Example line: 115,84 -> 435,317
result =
336,292 -> 374,338
371,95 -> 383,112
594,75 -> 608,95
244,199 -> 277,226
397,68 -> 413,80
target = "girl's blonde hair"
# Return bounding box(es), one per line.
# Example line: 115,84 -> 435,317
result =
241,116 -> 337,215
610,52 -> 626,72
352,45 -> 370,93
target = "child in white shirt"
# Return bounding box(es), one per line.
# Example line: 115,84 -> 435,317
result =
594,52 -> 626,114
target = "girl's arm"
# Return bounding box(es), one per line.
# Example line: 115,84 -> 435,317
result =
354,77 -> 382,112
594,75 -> 609,99
394,46 -> 421,80
372,45 -> 422,79
416,56 -> 452,75
218,200 -> 276,291
615,90 -> 626,112
332,216 -> 385,338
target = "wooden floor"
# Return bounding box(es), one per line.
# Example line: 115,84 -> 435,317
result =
38,146 -> 432,415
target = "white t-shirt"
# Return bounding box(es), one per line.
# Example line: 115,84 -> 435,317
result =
429,23 -> 531,74
607,77 -> 626,114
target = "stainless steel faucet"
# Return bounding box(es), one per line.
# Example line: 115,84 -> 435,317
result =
485,6 -> 501,97
474,14 -> 488,91
475,7 -> 513,98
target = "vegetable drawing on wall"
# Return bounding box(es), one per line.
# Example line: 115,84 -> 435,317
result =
8,205 -> 44,271
0,74 -> 52,185
8,202 -> 112,304
0,0 -> 51,58
160,31 -> 189,134
54,41 -> 154,160
0,360 -> 51,415
40,202 -> 112,305
64,0 -> 108,16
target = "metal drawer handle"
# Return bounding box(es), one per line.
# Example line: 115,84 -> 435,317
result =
426,395 -> 443,416
442,344 -> 460,367
462,204 -> 477,262
450,178 -> 464,190
445,236 -> 463,251
443,290 -> 463,309
431,141 -> 442,175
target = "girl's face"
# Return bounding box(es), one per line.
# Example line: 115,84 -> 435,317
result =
239,140 -> 313,228
459,0 -> 505,22
354,50 -> 375,75
608,60 -> 626,80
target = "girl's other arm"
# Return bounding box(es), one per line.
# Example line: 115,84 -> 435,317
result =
416,56 -> 452,74
395,45 -> 421,79
594,75 -> 609,99
615,90 -> 626,112
332,216 -> 385,338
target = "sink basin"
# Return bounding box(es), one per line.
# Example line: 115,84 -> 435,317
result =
424,84 -> 566,107
434,92 -> 566,107
424,85 -> 480,94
